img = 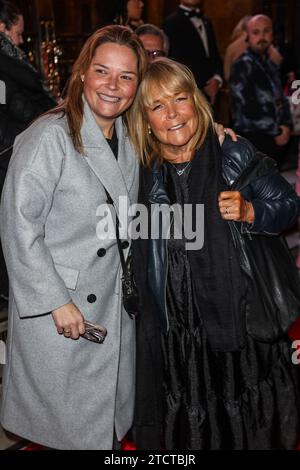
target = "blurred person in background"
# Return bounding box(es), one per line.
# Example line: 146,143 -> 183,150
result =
224,15 -> 283,81
229,15 -> 292,167
135,23 -> 169,63
162,0 -> 223,105
114,0 -> 144,30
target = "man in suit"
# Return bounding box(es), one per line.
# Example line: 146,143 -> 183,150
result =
162,0 -> 223,104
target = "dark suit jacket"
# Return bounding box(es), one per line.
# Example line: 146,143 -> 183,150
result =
162,7 -> 223,90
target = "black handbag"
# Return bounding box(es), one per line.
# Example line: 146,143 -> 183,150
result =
119,244 -> 140,319
229,221 -> 300,342
105,190 -> 140,319
227,151 -> 300,341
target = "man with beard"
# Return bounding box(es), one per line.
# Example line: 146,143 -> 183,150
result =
229,15 -> 292,166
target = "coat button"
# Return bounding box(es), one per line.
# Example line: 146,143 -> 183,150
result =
121,241 -> 129,250
87,294 -> 97,303
97,248 -> 106,257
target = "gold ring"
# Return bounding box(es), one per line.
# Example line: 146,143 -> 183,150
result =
64,330 -> 71,334
226,207 -> 230,214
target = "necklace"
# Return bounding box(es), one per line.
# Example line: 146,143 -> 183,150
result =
170,161 -> 191,176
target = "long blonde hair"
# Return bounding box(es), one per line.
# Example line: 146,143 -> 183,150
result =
52,25 -> 147,154
127,59 -> 213,166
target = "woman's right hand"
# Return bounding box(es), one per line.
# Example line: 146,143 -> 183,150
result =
52,302 -> 86,340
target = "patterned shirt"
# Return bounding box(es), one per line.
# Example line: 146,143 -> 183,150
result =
229,48 -> 292,135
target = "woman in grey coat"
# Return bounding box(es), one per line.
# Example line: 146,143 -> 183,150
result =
0,24 -> 231,449
0,25 -> 148,450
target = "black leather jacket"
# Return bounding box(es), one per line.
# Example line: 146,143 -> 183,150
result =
137,136 -> 300,333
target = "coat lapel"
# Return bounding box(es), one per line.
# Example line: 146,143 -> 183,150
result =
81,100 -> 138,218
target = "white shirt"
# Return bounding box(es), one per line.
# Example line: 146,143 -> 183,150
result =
179,4 -> 223,86
179,4 -> 209,56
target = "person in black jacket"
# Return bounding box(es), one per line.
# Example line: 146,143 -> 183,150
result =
162,0 -> 223,104
0,0 -> 56,301
127,58 -> 300,450
229,15 -> 292,166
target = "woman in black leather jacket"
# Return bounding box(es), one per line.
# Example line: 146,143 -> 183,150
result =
128,58 -> 300,450
0,1 -> 56,300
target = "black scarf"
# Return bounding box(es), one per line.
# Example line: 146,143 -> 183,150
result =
185,128 -> 247,351
0,31 -> 32,65
0,32 -> 55,102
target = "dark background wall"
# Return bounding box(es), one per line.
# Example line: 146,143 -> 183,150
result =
12,0 -> 300,88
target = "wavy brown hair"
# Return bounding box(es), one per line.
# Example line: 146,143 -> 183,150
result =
127,58 -> 213,166
52,25 -> 147,154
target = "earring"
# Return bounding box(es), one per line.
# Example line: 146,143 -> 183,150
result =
81,76 -> 84,83
148,126 -> 152,135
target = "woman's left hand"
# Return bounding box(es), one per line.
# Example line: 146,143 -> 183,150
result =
214,123 -> 237,145
218,191 -> 255,224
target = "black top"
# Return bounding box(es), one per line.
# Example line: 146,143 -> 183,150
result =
106,126 -> 118,159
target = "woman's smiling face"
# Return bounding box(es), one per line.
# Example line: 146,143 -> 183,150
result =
146,85 -> 198,157
82,42 -> 139,137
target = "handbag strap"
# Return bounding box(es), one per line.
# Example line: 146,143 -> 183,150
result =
104,189 -> 127,276
0,145 -> 13,157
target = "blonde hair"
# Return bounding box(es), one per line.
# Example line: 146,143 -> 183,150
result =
50,25 -> 147,154
127,58 -> 213,166
231,15 -> 252,42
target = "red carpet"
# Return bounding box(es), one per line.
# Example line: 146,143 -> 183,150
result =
288,316 -> 300,342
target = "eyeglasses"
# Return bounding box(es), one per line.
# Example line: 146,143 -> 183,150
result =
146,50 -> 167,59
81,321 -> 107,344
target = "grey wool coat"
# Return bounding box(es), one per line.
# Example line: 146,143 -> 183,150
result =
0,100 -> 139,449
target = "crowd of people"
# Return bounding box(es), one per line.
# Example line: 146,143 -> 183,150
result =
0,0 -> 300,451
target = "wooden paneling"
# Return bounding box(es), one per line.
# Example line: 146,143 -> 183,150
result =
146,0 -> 164,26
204,0 -> 259,56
